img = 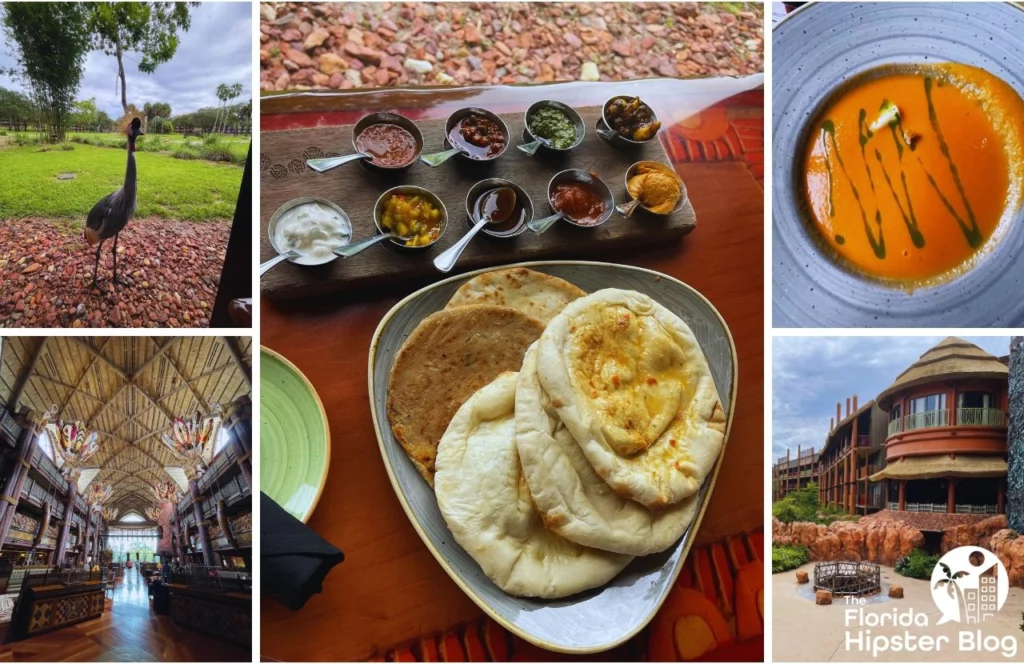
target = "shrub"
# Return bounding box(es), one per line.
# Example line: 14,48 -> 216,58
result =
203,134 -> 220,146
895,549 -> 939,580
772,544 -> 810,574
173,146 -> 200,160
199,144 -> 234,162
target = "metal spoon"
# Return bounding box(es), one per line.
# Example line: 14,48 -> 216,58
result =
615,198 -> 644,218
434,187 -> 515,273
517,135 -> 553,156
306,152 -> 372,173
259,250 -> 300,276
333,232 -> 411,258
420,146 -> 464,167
527,210 -> 566,234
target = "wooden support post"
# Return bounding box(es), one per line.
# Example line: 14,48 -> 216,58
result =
947,478 -> 957,514
0,413 -> 42,550
82,513 -> 91,564
190,480 -> 215,566
221,337 -> 251,388
224,396 -> 252,490
998,482 -> 1006,514
54,483 -> 77,566
8,339 -> 46,413
898,480 -> 907,511
217,498 -> 237,550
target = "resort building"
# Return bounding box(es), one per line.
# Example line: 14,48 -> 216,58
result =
0,337 -> 251,661
871,337 -> 1009,518
816,397 -> 890,515
772,446 -> 819,501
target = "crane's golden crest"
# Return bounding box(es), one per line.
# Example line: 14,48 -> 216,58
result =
120,114 -> 142,136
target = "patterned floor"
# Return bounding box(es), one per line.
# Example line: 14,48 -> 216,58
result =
0,568 -> 248,662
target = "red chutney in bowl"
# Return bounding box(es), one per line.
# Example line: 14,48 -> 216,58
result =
552,181 -> 605,225
355,123 -> 418,167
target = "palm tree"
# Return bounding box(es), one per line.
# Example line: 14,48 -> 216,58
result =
934,562 -> 969,623
212,83 -> 229,135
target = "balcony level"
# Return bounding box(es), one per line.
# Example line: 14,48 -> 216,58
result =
885,408 -> 1007,460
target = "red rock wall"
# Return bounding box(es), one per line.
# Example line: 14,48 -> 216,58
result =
772,517 -> 924,566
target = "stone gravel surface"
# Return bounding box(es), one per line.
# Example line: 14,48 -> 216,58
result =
260,2 -> 763,91
0,219 -> 229,328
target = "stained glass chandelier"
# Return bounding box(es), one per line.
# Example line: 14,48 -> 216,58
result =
160,409 -> 220,478
42,405 -> 100,477
144,506 -> 163,522
152,481 -> 180,504
84,483 -> 113,509
101,507 -> 119,522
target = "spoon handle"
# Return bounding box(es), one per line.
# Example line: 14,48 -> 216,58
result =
516,139 -> 543,156
420,147 -> 462,167
434,218 -> 489,273
528,211 -> 564,234
596,126 -> 618,142
259,253 -> 294,276
306,153 -> 369,173
333,233 -> 400,258
615,198 -> 644,218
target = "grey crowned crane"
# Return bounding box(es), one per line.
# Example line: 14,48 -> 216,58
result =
84,116 -> 144,289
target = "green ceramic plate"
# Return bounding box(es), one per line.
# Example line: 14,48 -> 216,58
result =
261,347 -> 330,523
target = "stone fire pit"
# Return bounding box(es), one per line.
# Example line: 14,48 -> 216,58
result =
813,561 -> 881,597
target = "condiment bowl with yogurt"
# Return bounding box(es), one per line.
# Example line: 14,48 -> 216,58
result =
528,169 -> 614,234
306,112 -> 423,173
421,107 -> 510,167
266,197 -> 352,269
518,101 -> 585,156
464,179 -> 533,239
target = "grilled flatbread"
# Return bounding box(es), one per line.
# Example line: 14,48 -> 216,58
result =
434,372 -> 632,598
515,344 -> 698,555
387,304 -> 544,484
445,268 -> 586,324
536,289 -> 725,509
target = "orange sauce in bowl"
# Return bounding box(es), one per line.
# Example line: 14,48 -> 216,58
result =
802,64 -> 1024,283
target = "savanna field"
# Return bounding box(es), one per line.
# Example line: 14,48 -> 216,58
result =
0,131 -> 249,328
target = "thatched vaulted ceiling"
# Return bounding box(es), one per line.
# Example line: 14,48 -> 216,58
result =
0,337 -> 252,515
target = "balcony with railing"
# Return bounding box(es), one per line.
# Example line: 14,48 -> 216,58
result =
886,407 -> 1006,437
887,501 -> 998,514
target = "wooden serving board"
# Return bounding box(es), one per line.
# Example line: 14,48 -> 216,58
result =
259,106 -> 696,299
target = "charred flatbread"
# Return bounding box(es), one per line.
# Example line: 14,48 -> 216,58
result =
445,268 -> 586,324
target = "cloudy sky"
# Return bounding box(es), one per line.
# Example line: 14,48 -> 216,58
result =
772,336 -> 1011,462
0,2 -> 251,117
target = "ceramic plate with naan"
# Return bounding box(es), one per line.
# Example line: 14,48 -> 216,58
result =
387,304 -> 544,484
516,344 -> 698,555
445,267 -> 587,324
537,289 -> 725,509
435,372 -> 632,599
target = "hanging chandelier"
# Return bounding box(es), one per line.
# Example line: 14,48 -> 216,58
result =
160,409 -> 220,478
42,405 -> 100,477
101,507 -> 119,522
152,481 -> 180,504
84,483 -> 113,509
144,506 -> 163,522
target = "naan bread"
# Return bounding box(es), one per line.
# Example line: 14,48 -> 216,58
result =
515,344 -> 698,555
387,305 -> 545,485
445,268 -> 586,324
537,289 -> 725,509
434,372 -> 632,598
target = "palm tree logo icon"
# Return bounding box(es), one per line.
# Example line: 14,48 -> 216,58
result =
931,546 -> 1009,625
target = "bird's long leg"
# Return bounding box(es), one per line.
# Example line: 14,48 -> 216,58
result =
112,234 -> 121,287
90,240 -> 104,290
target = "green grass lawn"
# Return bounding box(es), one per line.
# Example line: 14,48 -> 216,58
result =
7,130 -> 250,165
0,142 -> 243,222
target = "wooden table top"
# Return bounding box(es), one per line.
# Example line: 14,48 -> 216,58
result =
260,77 -> 764,661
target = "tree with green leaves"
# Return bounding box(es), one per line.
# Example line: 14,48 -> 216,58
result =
142,101 -> 172,131
212,82 -> 243,134
86,2 -> 197,115
1,2 -> 91,142
95,109 -> 115,132
70,97 -> 99,130
0,87 -> 37,132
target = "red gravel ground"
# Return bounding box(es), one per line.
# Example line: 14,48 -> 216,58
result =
0,219 -> 229,328
260,2 -> 763,91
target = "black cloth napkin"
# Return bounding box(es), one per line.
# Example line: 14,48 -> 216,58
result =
261,492 -> 344,610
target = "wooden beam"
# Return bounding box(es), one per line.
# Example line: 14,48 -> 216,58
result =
131,338 -> 178,379
72,338 -> 129,381
156,361 -> 236,404
31,374 -> 104,404
58,338 -> 112,416
163,348 -> 211,412
221,337 -> 251,388
9,338 -> 46,412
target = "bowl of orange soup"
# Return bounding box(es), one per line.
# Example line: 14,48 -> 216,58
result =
773,2 -> 1024,326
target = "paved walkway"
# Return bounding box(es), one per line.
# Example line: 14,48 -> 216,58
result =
774,563 -> 1024,661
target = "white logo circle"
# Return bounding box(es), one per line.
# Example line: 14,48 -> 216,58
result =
930,546 -> 1009,625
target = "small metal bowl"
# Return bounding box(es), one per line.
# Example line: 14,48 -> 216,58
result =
464,179 -> 533,239
372,185 -> 448,251
548,169 -> 615,228
442,107 -> 511,162
267,197 -> 352,266
352,112 -> 423,172
622,161 -> 688,216
597,96 -> 662,149
520,100 -> 586,154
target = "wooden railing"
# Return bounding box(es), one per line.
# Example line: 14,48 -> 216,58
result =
888,408 -> 1006,437
955,408 -> 1006,427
